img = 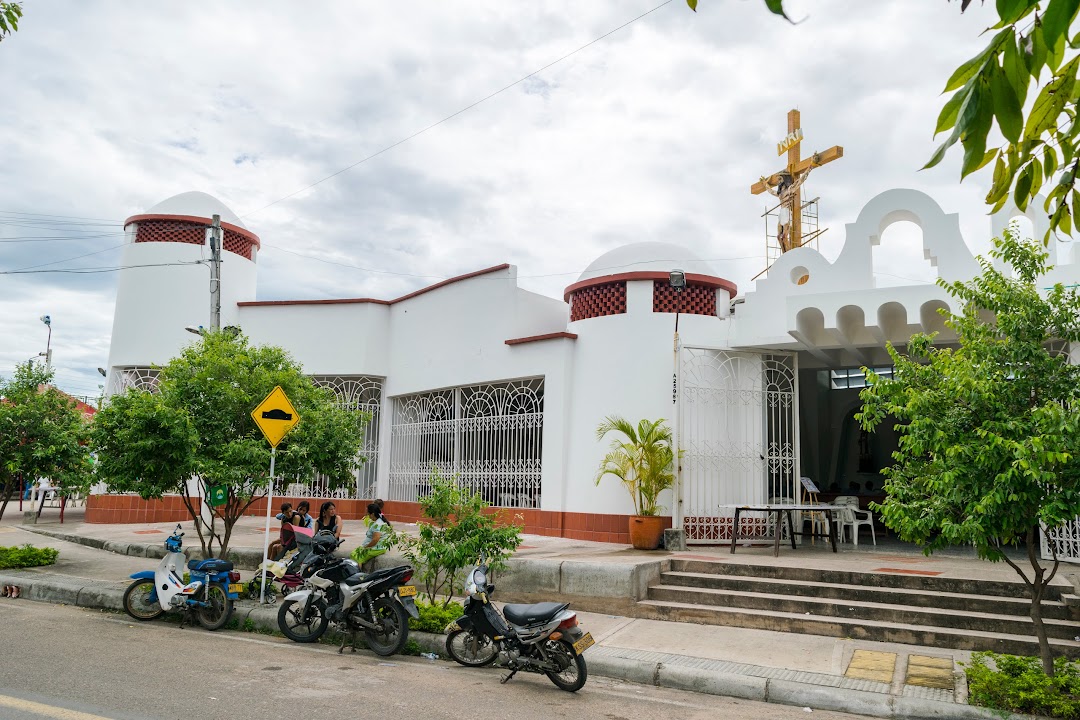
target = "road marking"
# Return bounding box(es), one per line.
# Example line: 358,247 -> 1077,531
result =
0,693 -> 115,720
845,649 -> 896,683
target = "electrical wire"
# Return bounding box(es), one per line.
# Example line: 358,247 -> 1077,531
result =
0,261 -> 208,275
240,0 -> 676,218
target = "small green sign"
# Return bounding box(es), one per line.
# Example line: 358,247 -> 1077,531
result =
208,485 -> 228,507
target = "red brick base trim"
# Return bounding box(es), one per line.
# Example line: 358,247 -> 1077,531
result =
86,496 -> 671,545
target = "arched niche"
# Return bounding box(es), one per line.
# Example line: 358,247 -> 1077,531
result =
919,299 -> 952,338
877,301 -> 910,343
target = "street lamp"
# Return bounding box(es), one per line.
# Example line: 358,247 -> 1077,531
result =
39,315 -> 52,372
185,326 -> 205,336
97,367 -> 107,377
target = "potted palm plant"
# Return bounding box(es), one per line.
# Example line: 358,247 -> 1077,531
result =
594,416 -> 674,550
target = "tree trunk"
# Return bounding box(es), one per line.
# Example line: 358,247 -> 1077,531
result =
1026,525 -> 1055,677
0,482 -> 12,521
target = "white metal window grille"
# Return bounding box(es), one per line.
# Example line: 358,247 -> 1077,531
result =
830,366 -> 893,390
283,376 -> 383,500
106,367 -> 160,396
389,378 -> 543,508
678,349 -> 798,544
1042,343 -> 1080,563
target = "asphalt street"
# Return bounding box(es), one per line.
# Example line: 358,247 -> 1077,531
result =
0,599 -> 873,720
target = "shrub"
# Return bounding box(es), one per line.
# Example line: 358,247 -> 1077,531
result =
966,651 -> 1080,718
0,544 -> 59,569
391,469 -> 522,607
408,600 -> 464,634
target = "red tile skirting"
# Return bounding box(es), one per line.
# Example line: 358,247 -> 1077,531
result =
86,495 -> 669,545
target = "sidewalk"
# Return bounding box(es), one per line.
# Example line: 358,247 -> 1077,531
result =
0,518 -> 1031,719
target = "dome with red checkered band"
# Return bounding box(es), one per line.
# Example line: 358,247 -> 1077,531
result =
563,242 -> 737,322
123,192 -> 261,261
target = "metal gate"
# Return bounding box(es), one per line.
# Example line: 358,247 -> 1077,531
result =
677,348 -> 799,544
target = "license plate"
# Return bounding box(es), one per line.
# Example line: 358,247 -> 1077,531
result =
398,585 -> 417,597
228,583 -> 244,594
572,632 -> 595,655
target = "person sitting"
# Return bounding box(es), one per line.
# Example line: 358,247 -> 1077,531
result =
293,500 -> 314,529
269,502 -> 298,561
363,498 -> 387,528
351,503 -> 390,569
316,501 -> 342,540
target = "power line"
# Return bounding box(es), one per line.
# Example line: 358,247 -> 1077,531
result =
6,242 -> 130,273
0,233 -> 127,243
0,261 -> 208,276
0,209 -> 124,223
240,0 -> 676,218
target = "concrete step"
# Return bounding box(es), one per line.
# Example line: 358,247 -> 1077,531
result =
669,558 -> 1067,600
659,570 -> 1073,620
647,584 -> 1079,640
635,598 -> 1080,658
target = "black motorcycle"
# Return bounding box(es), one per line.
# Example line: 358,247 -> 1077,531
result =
445,560 -> 593,692
276,532 -> 418,656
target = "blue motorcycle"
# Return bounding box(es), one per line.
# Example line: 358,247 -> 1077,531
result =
123,524 -> 241,630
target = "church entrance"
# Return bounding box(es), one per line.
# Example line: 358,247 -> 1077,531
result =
677,347 -> 798,544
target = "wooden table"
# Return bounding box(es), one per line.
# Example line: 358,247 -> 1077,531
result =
721,504 -> 840,556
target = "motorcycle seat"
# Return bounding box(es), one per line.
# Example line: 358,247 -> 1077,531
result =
503,602 -> 569,626
187,558 -> 234,573
343,572 -> 368,586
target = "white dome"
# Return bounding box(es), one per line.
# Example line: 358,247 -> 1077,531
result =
143,191 -> 247,229
576,242 -> 718,283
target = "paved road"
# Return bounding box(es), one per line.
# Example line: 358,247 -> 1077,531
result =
0,599 -> 871,720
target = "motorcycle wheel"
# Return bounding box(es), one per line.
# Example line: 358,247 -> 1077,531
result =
363,596 -> 409,656
277,598 -> 328,643
196,584 -> 233,631
123,579 -> 164,621
545,640 -> 588,692
445,628 -> 498,667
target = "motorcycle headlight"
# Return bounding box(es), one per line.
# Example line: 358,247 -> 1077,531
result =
472,568 -> 487,588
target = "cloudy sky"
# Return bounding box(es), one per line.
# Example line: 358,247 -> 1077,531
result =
0,0 -> 1009,399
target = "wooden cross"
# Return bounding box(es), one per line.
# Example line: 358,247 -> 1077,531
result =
751,109 -> 843,253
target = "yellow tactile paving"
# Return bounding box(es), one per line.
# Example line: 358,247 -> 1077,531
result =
845,649 -> 897,683
905,654 -> 955,689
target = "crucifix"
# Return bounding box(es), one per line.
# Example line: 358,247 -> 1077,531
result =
751,109 -> 843,254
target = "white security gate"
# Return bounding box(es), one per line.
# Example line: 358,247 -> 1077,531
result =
677,348 -> 798,544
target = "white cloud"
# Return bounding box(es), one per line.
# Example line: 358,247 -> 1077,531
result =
0,0 -> 1015,394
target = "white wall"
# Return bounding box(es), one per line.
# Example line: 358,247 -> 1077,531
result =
106,235 -> 257,372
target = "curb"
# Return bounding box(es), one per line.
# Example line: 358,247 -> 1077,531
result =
0,572 -> 1025,720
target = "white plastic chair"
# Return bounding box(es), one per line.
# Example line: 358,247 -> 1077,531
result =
835,497 -> 876,546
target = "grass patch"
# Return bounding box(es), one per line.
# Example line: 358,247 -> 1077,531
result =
966,651 -> 1080,718
0,544 -> 58,569
408,600 -> 463,634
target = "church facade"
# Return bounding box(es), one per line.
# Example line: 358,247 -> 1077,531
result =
91,188 -> 1078,546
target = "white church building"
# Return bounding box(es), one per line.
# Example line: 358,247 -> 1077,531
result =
91,188 -> 1079,546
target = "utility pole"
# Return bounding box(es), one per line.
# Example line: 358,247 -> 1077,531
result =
209,214 -> 222,331
39,314 -> 52,373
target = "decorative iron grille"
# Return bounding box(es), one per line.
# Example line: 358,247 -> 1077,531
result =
106,367 -> 160,396
678,349 -> 798,544
389,378 -> 544,507
281,376 -> 382,500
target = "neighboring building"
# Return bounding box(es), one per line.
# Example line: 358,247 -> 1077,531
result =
93,189 -> 1079,546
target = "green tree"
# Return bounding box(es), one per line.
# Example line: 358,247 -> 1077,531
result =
0,361 -> 93,521
858,226 -> 1080,676
91,330 -> 368,559
594,416 -> 674,516
392,468 -> 523,608
0,2 -> 21,42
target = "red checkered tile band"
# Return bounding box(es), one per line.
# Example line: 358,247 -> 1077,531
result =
569,281 -> 627,321
134,219 -> 256,260
652,281 -> 717,317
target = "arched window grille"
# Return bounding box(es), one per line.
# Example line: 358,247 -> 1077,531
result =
389,378 -> 544,508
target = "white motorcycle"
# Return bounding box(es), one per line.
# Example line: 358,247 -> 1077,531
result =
123,524 -> 241,631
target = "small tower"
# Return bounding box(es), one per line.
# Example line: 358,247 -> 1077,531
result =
104,192 -> 259,393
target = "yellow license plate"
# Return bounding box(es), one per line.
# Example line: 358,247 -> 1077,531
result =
572,632 -> 595,655
398,585 -> 417,597
227,583 -> 244,594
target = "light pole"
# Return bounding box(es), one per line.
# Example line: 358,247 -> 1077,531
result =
669,270 -> 686,550
668,270 -> 686,405
39,315 -> 52,372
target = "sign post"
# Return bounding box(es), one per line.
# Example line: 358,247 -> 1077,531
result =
251,386 -> 300,604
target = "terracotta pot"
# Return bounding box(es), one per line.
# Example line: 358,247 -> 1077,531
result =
628,515 -> 665,550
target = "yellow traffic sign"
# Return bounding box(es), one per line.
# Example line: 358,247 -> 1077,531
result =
251,386 -> 300,447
